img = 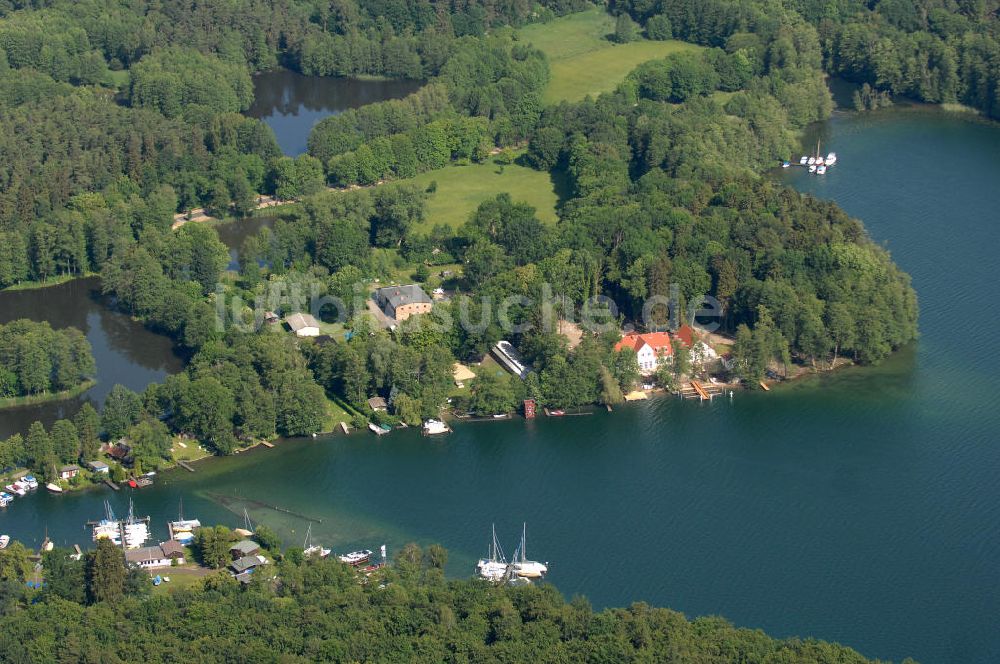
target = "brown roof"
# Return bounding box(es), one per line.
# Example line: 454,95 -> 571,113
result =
159,540 -> 184,557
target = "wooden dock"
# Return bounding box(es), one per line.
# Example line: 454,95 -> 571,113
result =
177,460 -> 195,472
259,440 -> 275,448
103,478 -> 119,491
759,380 -> 770,391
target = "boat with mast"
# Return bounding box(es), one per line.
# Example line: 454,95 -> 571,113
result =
512,523 -> 548,579
92,501 -> 122,545
303,524 -> 331,559
169,497 -> 201,533
234,508 -> 254,537
476,524 -> 509,582
122,499 -> 150,549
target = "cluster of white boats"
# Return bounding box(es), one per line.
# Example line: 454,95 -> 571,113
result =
783,150 -> 838,174
1,474 -> 39,507
92,500 -> 152,549
476,524 -> 548,585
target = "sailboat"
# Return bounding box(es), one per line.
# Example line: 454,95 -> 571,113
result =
92,501 -> 122,545
122,499 -> 150,549
476,524 -> 509,582
170,497 -> 201,533
512,523 -> 548,578
234,508 -> 254,537
302,524 -> 331,559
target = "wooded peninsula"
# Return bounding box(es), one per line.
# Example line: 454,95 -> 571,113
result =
0,0 -> 988,655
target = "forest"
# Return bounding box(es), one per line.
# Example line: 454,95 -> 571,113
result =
0,537 -> 912,664
0,0 -> 932,464
0,319 -> 94,400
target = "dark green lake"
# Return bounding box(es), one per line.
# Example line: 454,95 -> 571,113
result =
246,70 -> 423,155
2,107 -> 999,663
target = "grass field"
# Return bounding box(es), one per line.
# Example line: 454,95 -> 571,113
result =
406,159 -> 560,231
518,8 -> 702,104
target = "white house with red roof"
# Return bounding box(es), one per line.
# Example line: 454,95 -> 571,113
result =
614,332 -> 674,375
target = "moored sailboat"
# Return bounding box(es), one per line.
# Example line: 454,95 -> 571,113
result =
512,523 -> 548,579
303,524 -> 331,559
476,524 -> 509,582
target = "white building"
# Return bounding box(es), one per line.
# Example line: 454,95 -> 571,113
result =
285,312 -> 320,337
614,332 -> 674,375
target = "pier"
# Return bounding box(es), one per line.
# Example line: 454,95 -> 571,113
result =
177,460 -> 196,472
103,478 -> 119,491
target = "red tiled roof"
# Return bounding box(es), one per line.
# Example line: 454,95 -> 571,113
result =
614,332 -> 673,356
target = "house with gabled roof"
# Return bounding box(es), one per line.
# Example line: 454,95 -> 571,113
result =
614,332 -> 674,375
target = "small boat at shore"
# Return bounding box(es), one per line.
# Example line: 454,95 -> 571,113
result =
0,493 -> 12,507
816,164 -> 827,175
22,475 -> 38,489
338,549 -> 373,566
808,164 -> 817,173
782,160 -> 790,168
423,419 -> 450,435
826,152 -> 837,165
799,156 -> 807,165
303,524 -> 331,559
5,484 -> 25,496
45,483 -> 63,493
368,422 -> 391,436
0,535 -> 9,549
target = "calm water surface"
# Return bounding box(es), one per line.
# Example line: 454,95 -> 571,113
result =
0,278 -> 184,438
2,108 -> 999,664
246,71 -> 423,155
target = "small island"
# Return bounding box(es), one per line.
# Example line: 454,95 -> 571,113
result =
0,319 -> 95,409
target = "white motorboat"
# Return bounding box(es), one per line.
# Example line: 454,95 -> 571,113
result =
45,483 -> 63,493
338,549 -> 373,566
423,419 -> 450,435
368,422 -> 391,436
816,165 -> 827,175
826,152 -> 837,165
5,484 -> 25,496
512,523 -> 548,579
799,156 -> 808,165
0,535 -> 9,549
22,475 -> 38,489
809,164 -> 817,173
807,156 -> 816,165
0,494 -> 12,508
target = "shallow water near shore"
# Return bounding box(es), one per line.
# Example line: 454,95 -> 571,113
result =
2,108 -> 1000,663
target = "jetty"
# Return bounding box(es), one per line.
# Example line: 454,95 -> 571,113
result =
681,381 -> 726,402
177,460 -> 196,472
759,380 -> 771,391
259,440 -> 275,448
103,478 -> 119,491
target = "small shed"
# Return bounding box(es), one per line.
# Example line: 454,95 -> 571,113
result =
87,460 -> 110,473
367,396 -> 388,412
285,312 -> 320,337
59,464 -> 80,480
230,540 -> 260,558
263,311 -> 280,324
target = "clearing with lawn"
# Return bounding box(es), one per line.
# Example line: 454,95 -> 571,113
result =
518,8 -> 702,104
406,159 -> 560,231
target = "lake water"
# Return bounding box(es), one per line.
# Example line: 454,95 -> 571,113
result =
246,71 -> 424,155
0,278 -> 185,439
1,108 -> 999,663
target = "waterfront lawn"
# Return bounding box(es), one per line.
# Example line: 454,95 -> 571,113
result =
405,159 -> 559,231
518,8 -> 702,104
170,437 -> 212,463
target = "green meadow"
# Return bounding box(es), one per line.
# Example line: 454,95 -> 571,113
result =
518,8 -> 702,104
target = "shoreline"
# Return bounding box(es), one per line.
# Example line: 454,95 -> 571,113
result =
0,379 -> 97,410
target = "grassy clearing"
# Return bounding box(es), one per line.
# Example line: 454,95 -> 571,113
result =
170,437 -> 213,464
405,159 -> 559,231
518,8 -> 702,104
